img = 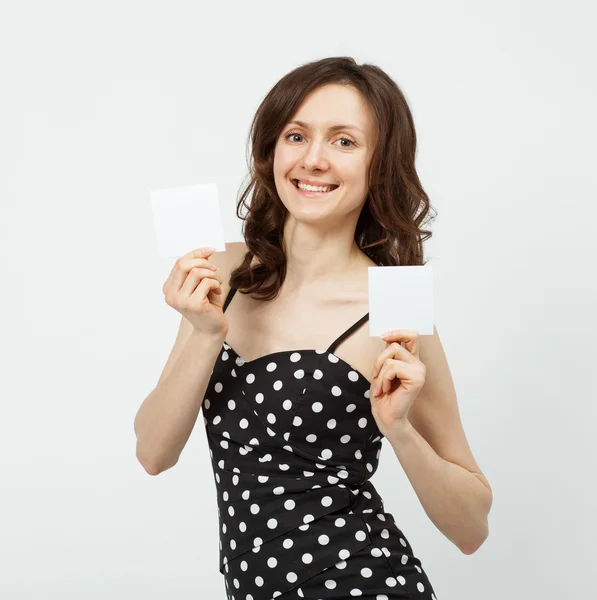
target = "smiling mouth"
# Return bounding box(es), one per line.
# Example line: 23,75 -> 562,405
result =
292,179 -> 340,193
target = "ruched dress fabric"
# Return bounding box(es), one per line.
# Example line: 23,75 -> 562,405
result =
200,287 -> 438,599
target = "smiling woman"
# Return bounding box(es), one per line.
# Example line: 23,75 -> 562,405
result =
136,55 -> 490,600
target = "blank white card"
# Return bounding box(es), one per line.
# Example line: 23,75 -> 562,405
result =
150,182 -> 226,259
368,265 -> 434,336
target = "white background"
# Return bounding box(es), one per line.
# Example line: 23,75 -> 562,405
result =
2,1 -> 596,598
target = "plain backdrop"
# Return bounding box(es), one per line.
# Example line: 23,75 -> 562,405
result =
1,1 -> 596,598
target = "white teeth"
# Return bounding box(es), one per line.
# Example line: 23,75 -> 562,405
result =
296,180 -> 336,193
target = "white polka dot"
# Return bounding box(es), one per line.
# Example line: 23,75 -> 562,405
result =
273,380 -> 283,390
340,434 -> 351,443
321,496 -> 333,507
293,416 -> 302,426
273,486 -> 284,495
250,504 -> 260,514
385,577 -> 397,587
303,514 -> 314,524
306,434 -> 317,443
361,567 -> 372,578
400,538 -> 407,547
327,419 -> 337,429
267,556 -> 278,568
228,506 -> 234,516
381,528 -> 389,539
358,417 -> 368,428
339,549 -> 350,560
239,418 -> 249,429
335,518 -> 346,527
290,352 -> 301,362
246,373 -> 255,384
284,499 -> 295,510
302,553 -> 313,564
328,354 -> 339,363
397,575 -> 406,585
267,413 -> 276,424
335,559 -> 347,569
312,401 -> 323,412
325,579 -> 337,589
332,386 -> 342,396
348,371 -> 359,382
214,382 -> 223,393
283,399 -> 292,410
267,518 -> 278,529
321,448 -> 333,459
255,575 -> 264,586
318,534 -> 329,545
355,530 -> 367,541
350,588 -> 363,596
294,369 -> 305,379
314,369 -> 323,379
417,582 -> 425,592
255,392 -> 264,403
286,572 -> 297,583
239,521 -> 247,532
228,399 -> 236,409
240,560 -> 248,571
283,538 -> 293,549
213,415 -> 221,425
266,362 -> 277,372
346,403 -> 356,412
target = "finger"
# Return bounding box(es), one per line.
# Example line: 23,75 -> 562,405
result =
376,360 -> 413,396
169,257 -> 219,294
380,330 -> 420,357
179,267 -> 222,298
189,275 -> 222,305
372,342 -> 418,379
163,247 -> 216,294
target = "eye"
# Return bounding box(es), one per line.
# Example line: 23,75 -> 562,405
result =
284,132 -> 356,148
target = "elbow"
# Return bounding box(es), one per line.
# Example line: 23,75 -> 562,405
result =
136,442 -> 168,476
459,523 -> 489,555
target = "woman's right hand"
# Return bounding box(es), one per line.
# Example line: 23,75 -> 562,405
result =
162,247 -> 229,338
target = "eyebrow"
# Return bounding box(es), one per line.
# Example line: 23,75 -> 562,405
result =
288,120 -> 364,135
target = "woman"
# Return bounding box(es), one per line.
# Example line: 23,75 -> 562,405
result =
135,56 -> 492,599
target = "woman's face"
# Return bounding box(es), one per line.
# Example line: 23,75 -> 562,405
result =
273,84 -> 376,223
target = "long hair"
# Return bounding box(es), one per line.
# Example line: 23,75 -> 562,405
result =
229,56 -> 437,301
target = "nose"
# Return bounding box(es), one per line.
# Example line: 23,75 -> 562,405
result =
300,139 -> 329,172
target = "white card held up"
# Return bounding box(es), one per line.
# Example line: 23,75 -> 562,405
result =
368,265 -> 434,336
150,183 -> 226,259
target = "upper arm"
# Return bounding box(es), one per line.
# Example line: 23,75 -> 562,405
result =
155,241 -> 248,388
409,325 -> 492,492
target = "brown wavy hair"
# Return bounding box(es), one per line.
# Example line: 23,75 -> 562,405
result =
229,56 -> 437,301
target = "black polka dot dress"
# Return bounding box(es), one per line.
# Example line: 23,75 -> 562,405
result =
200,287 -> 438,599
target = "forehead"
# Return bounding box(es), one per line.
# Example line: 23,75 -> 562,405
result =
290,84 -> 374,137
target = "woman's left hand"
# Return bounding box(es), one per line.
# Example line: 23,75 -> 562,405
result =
369,329 -> 427,438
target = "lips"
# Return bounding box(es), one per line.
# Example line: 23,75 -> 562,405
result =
292,179 -> 339,191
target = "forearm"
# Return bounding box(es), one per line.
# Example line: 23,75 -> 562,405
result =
386,421 -> 492,554
134,330 -> 225,474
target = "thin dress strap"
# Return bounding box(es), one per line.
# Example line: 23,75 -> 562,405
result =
223,287 -> 237,313
327,312 -> 370,354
